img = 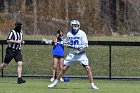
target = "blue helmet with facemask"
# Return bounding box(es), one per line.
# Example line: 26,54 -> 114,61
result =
70,20 -> 80,35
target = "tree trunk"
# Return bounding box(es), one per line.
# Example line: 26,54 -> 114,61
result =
33,0 -> 38,35
65,0 -> 69,33
21,0 -> 26,13
109,0 -> 117,32
4,0 -> 9,14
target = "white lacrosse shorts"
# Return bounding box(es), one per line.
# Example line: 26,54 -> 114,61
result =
63,53 -> 89,66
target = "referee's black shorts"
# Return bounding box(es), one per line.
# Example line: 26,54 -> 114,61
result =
4,48 -> 23,64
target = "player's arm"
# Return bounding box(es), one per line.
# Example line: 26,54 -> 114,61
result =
52,36 -> 58,45
79,33 -> 88,50
7,40 -> 23,44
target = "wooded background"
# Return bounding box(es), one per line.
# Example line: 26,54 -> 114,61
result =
0,0 -> 140,36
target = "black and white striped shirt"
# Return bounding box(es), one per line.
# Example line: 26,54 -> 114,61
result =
7,30 -> 23,50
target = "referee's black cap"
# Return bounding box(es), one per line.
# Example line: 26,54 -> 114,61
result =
15,22 -> 22,26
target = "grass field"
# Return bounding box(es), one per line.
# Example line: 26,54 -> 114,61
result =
0,36 -> 140,77
0,78 -> 140,93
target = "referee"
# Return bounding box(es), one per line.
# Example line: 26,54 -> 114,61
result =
0,22 -> 26,84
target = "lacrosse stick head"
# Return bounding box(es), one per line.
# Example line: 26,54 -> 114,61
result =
42,38 -> 52,44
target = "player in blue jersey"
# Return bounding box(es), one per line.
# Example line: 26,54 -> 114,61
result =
48,20 -> 99,89
50,30 -> 64,82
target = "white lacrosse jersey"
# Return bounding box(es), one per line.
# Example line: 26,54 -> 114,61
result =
67,29 -> 88,54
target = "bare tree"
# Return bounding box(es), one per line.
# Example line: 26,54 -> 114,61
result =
21,0 -> 26,13
65,0 -> 69,32
4,0 -> 9,14
33,0 -> 38,35
0,0 -> 140,36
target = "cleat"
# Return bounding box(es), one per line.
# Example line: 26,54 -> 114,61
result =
50,78 -> 54,82
90,83 -> 99,89
60,78 -> 64,82
17,78 -> 26,84
48,79 -> 58,88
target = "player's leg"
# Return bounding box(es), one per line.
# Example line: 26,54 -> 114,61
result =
15,51 -> 26,84
0,48 -> 14,70
50,57 -> 58,82
83,65 -> 99,89
48,65 -> 69,88
59,57 -> 64,82
79,54 -> 99,89
57,65 -> 69,80
59,57 -> 64,71
84,65 -> 93,82
17,61 -> 25,84
56,53 -> 75,81
0,63 -> 8,70
48,53 -> 75,88
17,61 -> 23,78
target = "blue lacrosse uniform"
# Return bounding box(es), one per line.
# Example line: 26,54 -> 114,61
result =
52,37 -> 64,57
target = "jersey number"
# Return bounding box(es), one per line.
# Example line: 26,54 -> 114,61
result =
70,40 -> 79,45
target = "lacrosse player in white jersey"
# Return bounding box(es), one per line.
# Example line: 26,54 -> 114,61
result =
48,20 -> 99,89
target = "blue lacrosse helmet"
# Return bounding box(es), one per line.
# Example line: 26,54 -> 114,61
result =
70,20 -> 80,35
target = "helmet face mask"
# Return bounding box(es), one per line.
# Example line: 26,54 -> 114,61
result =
72,24 -> 79,30
70,20 -> 80,35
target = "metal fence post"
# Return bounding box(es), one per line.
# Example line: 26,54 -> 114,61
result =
109,45 -> 112,80
1,44 -> 4,78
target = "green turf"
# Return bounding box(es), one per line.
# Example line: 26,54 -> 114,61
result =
0,78 -> 140,93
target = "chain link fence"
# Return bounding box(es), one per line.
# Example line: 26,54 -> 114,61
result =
0,40 -> 140,79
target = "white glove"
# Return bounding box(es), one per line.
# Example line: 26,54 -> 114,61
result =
74,45 -> 79,49
78,44 -> 88,50
67,44 -> 87,50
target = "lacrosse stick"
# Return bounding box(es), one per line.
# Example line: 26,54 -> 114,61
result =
41,38 -> 70,46
41,38 -> 85,50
